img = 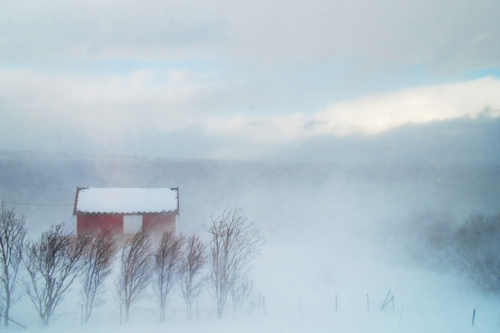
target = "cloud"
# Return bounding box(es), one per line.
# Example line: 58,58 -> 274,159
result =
0,61 -> 498,159
0,68 -> 204,152
313,77 -> 500,135
201,78 -> 500,144
278,113 -> 500,165
1,0 -> 499,73
0,0 -> 226,62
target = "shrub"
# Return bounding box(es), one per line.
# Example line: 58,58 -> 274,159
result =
455,214 -> 500,291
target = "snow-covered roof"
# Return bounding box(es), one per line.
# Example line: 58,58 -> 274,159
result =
74,187 -> 179,215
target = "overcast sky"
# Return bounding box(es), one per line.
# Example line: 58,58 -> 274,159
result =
1,0 -> 499,161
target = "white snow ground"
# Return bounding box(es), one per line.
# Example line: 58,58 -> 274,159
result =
6,241 -> 500,333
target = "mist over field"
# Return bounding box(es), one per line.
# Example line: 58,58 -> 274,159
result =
2,0 -> 500,330
1,115 -> 499,332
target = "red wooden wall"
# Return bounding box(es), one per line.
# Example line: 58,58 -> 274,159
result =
143,214 -> 176,235
77,214 -> 176,238
77,214 -> 123,236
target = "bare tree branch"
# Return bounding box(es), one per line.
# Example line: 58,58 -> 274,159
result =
0,201 -> 27,326
230,276 -> 252,312
116,228 -> 152,323
153,231 -> 185,323
22,223 -> 89,326
81,229 -> 117,323
179,233 -> 206,320
207,208 -> 263,318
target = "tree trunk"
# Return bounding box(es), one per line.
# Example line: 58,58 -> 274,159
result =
4,291 -> 9,326
125,303 -> 130,323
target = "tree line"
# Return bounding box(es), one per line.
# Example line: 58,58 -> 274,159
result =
0,203 -> 263,326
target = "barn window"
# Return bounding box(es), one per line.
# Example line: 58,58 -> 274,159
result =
124,215 -> 143,234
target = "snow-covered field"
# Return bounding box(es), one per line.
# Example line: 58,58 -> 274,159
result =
10,254 -> 499,333
8,227 -> 500,333
1,155 -> 499,332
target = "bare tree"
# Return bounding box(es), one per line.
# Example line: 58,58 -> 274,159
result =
0,202 -> 27,326
117,228 -> 152,323
207,208 -> 263,318
179,233 -> 206,320
230,277 -> 252,312
23,223 -> 89,326
153,231 -> 185,323
81,229 -> 117,323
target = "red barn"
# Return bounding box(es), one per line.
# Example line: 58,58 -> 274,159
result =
74,187 -> 179,239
